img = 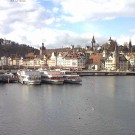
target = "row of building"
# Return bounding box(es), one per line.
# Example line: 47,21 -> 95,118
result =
0,38 -> 135,71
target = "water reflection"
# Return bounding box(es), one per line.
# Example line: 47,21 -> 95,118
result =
0,76 -> 135,135
22,85 -> 30,101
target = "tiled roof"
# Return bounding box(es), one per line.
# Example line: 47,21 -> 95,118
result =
90,53 -> 102,64
25,52 -> 35,58
64,53 -> 85,59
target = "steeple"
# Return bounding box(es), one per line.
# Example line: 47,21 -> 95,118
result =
109,36 -> 112,41
40,43 -> 46,56
114,41 -> 118,54
129,39 -> 132,52
91,35 -> 96,51
112,41 -> 119,71
108,36 -> 112,44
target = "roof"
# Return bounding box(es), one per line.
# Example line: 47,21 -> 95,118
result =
119,54 -> 128,61
25,52 -> 35,58
90,53 -> 102,64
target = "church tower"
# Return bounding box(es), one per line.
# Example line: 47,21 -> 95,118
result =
112,41 -> 119,70
40,43 -> 46,56
129,40 -> 132,53
91,35 -> 96,51
108,37 -> 112,44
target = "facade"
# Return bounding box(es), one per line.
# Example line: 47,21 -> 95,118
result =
105,41 -> 119,71
63,53 -> 86,69
57,53 -> 64,67
0,56 -> 20,69
47,52 -> 56,67
125,53 -> 135,71
119,54 -> 128,71
105,51 -> 128,71
105,55 -> 114,71
1,56 -> 9,66
90,53 -> 104,71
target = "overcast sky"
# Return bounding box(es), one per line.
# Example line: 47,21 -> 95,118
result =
0,0 -> 135,49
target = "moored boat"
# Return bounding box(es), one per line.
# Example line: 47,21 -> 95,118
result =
0,73 -> 18,83
17,70 -> 41,85
61,71 -> 82,84
39,70 -> 64,84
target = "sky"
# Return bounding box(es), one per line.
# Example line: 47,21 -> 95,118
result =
0,0 -> 135,49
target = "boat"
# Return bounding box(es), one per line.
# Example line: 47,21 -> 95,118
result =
17,70 -> 41,85
0,73 -> 18,83
3,72 -> 18,83
39,70 -> 64,84
0,74 -> 6,83
61,71 -> 82,84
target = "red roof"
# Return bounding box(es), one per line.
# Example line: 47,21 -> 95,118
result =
90,53 -> 102,64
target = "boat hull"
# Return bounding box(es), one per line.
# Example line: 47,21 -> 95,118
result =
42,79 -> 64,84
64,79 -> 82,84
19,77 -> 41,85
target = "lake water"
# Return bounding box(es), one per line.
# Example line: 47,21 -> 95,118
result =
0,76 -> 135,135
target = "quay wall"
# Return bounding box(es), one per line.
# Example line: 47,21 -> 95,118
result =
70,71 -> 135,76
0,70 -> 135,76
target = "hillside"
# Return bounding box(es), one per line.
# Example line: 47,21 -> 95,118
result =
0,38 -> 39,57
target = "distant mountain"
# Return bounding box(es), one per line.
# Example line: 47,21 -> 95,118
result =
0,38 -> 39,57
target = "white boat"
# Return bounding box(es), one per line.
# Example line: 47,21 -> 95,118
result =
39,70 -> 64,84
17,70 -> 41,85
61,71 -> 82,84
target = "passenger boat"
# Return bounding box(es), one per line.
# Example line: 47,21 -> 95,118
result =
17,70 -> 41,85
61,71 -> 82,84
39,70 -> 64,84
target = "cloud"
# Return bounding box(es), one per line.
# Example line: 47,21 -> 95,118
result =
0,0 -> 56,46
117,35 -> 135,45
0,0 -> 135,50
53,0 -> 135,23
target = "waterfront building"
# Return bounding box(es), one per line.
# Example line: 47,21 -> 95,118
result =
57,52 -> 64,68
12,57 -> 20,68
40,55 -> 47,68
47,52 -> 57,67
130,57 -> 135,71
119,54 -> 129,71
105,41 -> 119,71
1,56 -> 8,66
104,55 -> 114,71
47,45 -> 86,70
125,53 -> 135,71
105,41 -> 129,71
63,52 -> 86,70
90,53 -> 104,70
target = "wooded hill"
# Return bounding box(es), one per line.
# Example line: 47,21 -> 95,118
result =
0,38 -> 39,57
